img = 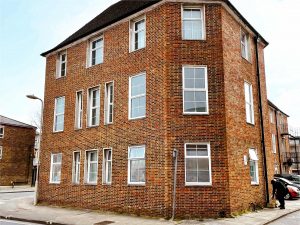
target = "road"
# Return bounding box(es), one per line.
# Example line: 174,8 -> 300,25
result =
269,210 -> 300,225
0,219 -> 41,225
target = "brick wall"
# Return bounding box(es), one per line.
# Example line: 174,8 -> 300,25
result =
0,125 -> 35,186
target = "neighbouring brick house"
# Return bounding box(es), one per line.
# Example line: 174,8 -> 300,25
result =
39,0 -> 276,218
0,115 -> 36,186
268,100 -> 291,174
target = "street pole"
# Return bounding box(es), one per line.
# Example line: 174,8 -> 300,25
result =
26,95 -> 43,205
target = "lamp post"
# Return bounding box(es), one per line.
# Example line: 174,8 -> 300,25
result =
26,94 -> 43,205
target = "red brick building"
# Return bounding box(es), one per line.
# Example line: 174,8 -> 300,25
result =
39,0 -> 275,218
0,115 -> 36,186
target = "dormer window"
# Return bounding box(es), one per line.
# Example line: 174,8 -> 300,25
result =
130,16 -> 146,52
57,51 -> 67,78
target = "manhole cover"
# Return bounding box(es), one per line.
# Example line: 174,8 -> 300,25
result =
93,221 -> 114,225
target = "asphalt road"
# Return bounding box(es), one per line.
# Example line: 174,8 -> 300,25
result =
269,210 -> 300,225
0,219 -> 41,225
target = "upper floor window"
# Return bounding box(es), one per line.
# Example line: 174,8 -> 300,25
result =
130,17 -> 146,51
57,51 -> 67,78
272,134 -> 277,153
88,36 -> 104,67
0,126 -> 4,138
241,31 -> 250,60
182,7 -> 204,40
75,91 -> 83,129
185,143 -> 212,186
249,149 -> 259,185
103,148 -> 112,184
183,66 -> 208,114
53,97 -> 65,132
0,146 -> 2,159
129,73 -> 146,119
85,150 -> 98,184
72,151 -> 80,184
269,110 -> 274,124
87,86 -> 100,127
50,153 -> 62,184
104,82 -> 114,124
128,146 -> 145,185
244,82 -> 254,124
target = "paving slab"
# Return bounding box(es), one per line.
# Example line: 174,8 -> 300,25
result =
0,189 -> 300,225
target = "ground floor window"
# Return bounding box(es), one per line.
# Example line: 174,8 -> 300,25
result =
72,151 -> 80,184
185,143 -> 212,185
103,148 -> 112,184
50,153 -> 62,183
249,149 -> 259,184
128,146 -> 145,185
85,150 -> 98,184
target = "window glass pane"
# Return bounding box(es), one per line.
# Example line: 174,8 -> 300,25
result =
131,75 -> 146,96
184,78 -> 194,89
191,9 -> 201,19
186,158 -> 197,170
184,102 -> 195,112
198,171 -> 209,182
135,20 -> 145,31
195,102 -> 207,112
90,151 -> 97,161
186,171 -> 197,182
55,115 -> 64,131
107,162 -> 112,182
183,9 -> 192,19
130,160 -> 139,182
197,158 -> 209,170
183,21 -> 192,39
56,98 -> 65,114
129,147 -> 145,158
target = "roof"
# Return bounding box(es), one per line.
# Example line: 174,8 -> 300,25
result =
0,115 -> 37,129
268,100 -> 289,117
41,0 -> 268,57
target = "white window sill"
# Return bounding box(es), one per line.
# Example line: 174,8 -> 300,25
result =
49,182 -> 60,184
84,183 -> 97,186
241,56 -> 252,63
183,112 -> 209,115
185,182 -> 212,186
53,130 -> 64,133
129,116 -> 146,121
55,76 -> 66,80
182,38 -> 206,41
129,46 -> 145,53
87,125 -> 99,129
246,121 -> 255,126
86,62 -> 104,69
128,182 -> 145,186
251,182 -> 259,186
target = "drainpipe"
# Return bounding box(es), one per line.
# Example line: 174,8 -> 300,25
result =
274,110 -> 282,173
171,149 -> 178,220
254,36 -> 269,204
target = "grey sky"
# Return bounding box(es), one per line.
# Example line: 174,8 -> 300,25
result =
0,0 -> 299,128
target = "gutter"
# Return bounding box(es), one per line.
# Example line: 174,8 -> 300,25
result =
254,36 -> 269,204
274,110 -> 283,173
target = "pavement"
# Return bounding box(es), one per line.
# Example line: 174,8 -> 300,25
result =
0,186 -> 300,225
0,186 -> 34,194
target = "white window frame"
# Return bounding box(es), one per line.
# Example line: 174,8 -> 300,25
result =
57,51 -> 67,78
185,143 -> 212,186
75,91 -> 83,129
128,73 -> 146,120
272,134 -> 277,153
84,150 -> 98,185
102,148 -> 112,185
104,82 -> 114,125
53,96 -> 65,132
87,86 -> 100,127
130,16 -> 146,52
0,146 -> 3,159
0,126 -> 4,138
244,81 -> 254,124
182,66 -> 209,115
88,36 -> 104,67
72,151 -> 81,184
128,145 -> 146,185
249,148 -> 259,185
182,6 -> 205,40
49,153 -> 62,184
241,30 -> 250,60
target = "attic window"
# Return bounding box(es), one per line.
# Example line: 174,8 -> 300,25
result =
57,51 -> 67,78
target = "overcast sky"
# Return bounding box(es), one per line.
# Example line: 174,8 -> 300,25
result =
0,0 -> 299,129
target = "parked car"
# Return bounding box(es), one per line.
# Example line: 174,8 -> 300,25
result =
274,174 -> 300,184
286,185 -> 300,200
274,177 -> 300,199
